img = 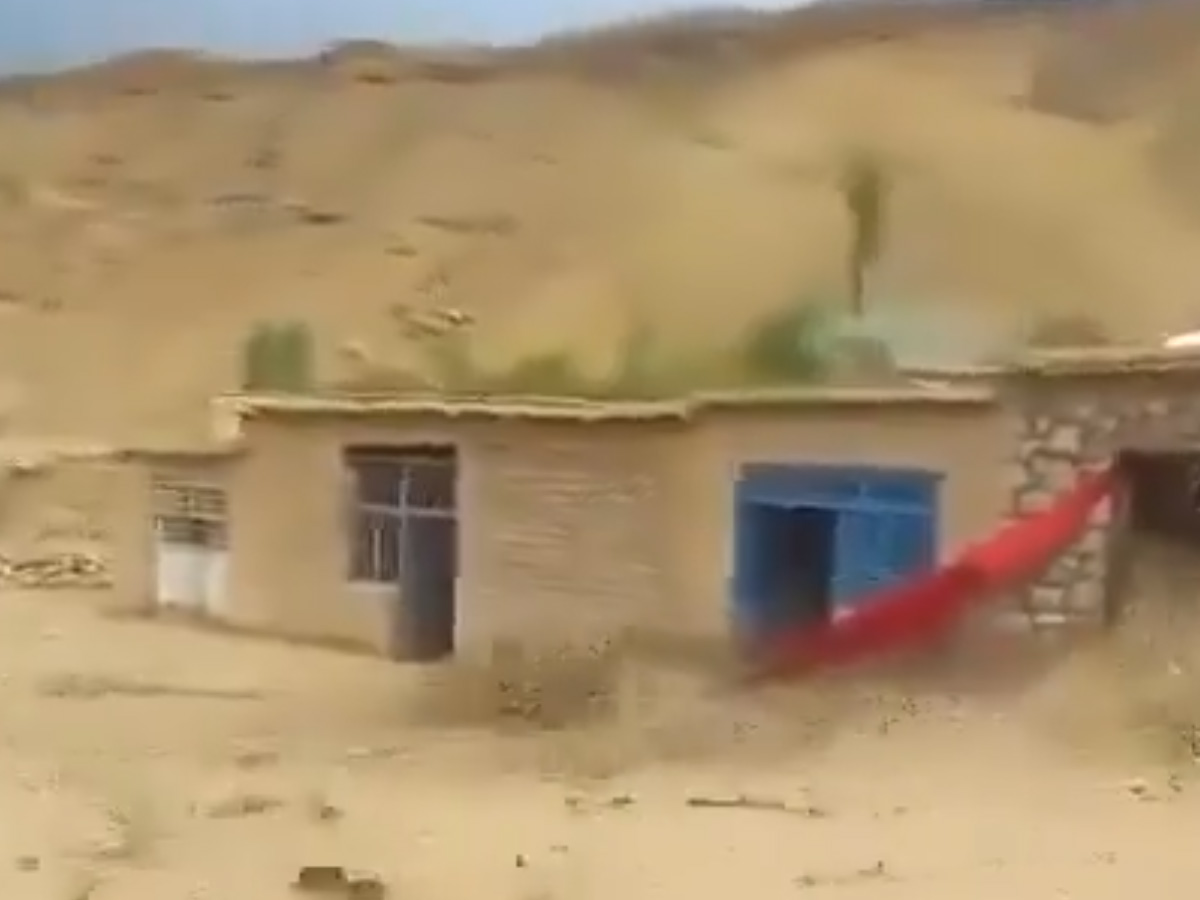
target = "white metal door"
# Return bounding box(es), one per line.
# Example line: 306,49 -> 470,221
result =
154,537 -> 207,612
202,547 -> 229,617
151,473 -> 229,618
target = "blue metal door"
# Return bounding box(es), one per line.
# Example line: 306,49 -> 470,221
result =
832,509 -> 888,610
831,507 -> 935,611
732,498 -> 758,635
733,463 -> 938,622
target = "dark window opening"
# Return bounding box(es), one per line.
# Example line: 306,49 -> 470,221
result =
1109,449 -> 1200,625
742,504 -> 835,633
344,445 -> 456,584
151,478 -> 228,549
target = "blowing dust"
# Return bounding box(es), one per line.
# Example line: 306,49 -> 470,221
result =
1023,535 -> 1200,769
401,572 -> 1200,785
2,586 -> 1200,897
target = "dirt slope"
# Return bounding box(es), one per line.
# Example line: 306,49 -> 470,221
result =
4,2 -> 1200,441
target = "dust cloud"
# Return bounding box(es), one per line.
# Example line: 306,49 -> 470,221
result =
0,587 -> 1197,899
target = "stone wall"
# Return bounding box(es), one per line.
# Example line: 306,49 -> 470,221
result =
1009,367 -> 1200,627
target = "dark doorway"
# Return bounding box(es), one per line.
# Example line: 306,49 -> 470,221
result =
401,513 -> 458,661
344,444 -> 458,661
1121,449 -> 1200,541
394,447 -> 458,661
1106,449 -> 1200,625
736,502 -> 836,634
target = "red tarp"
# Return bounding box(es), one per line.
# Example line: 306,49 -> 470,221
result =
752,468 -> 1115,679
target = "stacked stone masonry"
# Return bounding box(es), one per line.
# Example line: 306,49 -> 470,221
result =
1012,372 -> 1200,627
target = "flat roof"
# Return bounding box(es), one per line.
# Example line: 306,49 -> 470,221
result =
119,444 -> 243,462
1014,346 -> 1200,377
216,383 -> 997,424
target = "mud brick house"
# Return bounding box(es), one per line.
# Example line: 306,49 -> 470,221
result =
115,348 -> 1200,661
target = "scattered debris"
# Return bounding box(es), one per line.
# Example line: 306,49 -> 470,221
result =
286,202 -> 347,226
795,860 -> 894,888
1121,777 -> 1155,801
37,672 -> 264,701
292,866 -> 388,899
1118,774 -> 1184,803
564,792 -> 637,813
199,790 -> 283,819
303,792 -> 343,823
685,793 -> 828,817
293,866 -> 350,894
343,744 -> 403,762
89,805 -> 154,862
0,551 -> 109,589
416,211 -> 519,236
231,746 -> 280,769
389,302 -> 474,340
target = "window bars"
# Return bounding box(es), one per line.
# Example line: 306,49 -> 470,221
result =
152,478 -> 228,549
344,452 -> 455,583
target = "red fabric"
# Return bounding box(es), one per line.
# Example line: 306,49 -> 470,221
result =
960,469 -> 1113,589
756,562 -> 983,678
752,467 -> 1115,680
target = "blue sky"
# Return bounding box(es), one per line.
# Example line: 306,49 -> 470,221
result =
0,0 -> 804,73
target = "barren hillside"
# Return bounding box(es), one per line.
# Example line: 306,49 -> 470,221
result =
5,2 -> 1200,441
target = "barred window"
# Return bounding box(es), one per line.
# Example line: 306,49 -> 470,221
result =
152,478 -> 228,549
349,506 -> 403,583
344,446 -> 455,584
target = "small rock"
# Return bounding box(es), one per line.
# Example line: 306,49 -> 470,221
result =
292,866 -> 349,894
1120,777 -> 1157,801
344,745 -> 399,762
308,797 -> 343,823
202,790 -> 282,819
232,747 -> 279,769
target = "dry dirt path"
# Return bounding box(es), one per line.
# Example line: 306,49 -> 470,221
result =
0,591 -> 1194,899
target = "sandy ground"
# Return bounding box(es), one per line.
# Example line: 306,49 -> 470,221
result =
7,18 -> 1200,893
0,589 -> 1197,900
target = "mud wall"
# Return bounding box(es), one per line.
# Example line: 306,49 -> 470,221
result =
223,413 -> 677,655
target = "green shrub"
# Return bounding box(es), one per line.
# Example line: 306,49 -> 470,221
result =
274,320 -> 317,391
240,323 -> 276,390
239,319 -> 316,392
740,302 -> 836,384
